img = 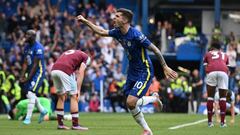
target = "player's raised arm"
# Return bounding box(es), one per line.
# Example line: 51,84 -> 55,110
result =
147,43 -> 178,79
76,15 -> 109,36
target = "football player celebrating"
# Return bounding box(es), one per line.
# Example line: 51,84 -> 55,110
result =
76,8 -> 177,135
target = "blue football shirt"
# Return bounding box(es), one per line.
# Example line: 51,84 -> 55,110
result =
23,41 -> 45,77
109,27 -> 154,80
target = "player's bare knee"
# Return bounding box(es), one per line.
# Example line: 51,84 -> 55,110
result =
126,97 -> 138,109
70,94 -> 78,102
58,94 -> 66,102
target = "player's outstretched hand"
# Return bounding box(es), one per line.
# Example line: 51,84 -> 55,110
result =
76,15 -> 86,22
163,66 -> 178,79
230,119 -> 235,125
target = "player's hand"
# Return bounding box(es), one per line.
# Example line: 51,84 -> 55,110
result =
77,91 -> 81,101
19,77 -> 28,83
76,15 -> 86,22
230,119 -> 235,125
163,66 -> 178,79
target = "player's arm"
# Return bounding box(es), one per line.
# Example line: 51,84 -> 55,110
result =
76,62 -> 87,97
147,43 -> 178,79
20,58 -> 28,82
230,102 -> 235,124
27,58 -> 40,81
76,15 -> 109,36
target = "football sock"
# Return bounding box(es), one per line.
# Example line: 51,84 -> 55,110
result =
71,112 -> 79,127
130,107 -> 151,132
136,96 -> 157,107
26,97 -> 35,120
35,97 -> 44,113
207,97 -> 214,123
219,98 -> 226,124
193,101 -> 197,113
56,108 -> 64,126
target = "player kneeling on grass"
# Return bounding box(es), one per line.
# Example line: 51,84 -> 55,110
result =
8,97 -> 73,121
8,97 -> 52,121
51,49 -> 90,130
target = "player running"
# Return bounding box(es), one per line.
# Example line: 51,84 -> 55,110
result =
76,8 -> 177,135
20,30 -> 48,125
51,49 -> 90,130
203,41 -> 229,127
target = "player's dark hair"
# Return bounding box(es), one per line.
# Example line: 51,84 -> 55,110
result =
210,40 -> 221,50
116,8 -> 133,23
26,29 -> 36,41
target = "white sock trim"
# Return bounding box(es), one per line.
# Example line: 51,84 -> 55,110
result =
220,98 -> 226,101
207,97 -> 214,101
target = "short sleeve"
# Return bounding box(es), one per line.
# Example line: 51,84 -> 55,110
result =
225,54 -> 229,65
81,52 -> 89,64
108,28 -> 119,38
135,31 -> 151,48
203,54 -> 208,66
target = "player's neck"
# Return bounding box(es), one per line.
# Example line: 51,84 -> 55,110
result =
120,24 -> 130,35
29,40 -> 36,45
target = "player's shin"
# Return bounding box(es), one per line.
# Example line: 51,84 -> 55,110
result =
35,97 -> 44,113
207,97 -> 214,123
219,98 -> 226,124
70,95 -> 79,126
25,92 -> 36,120
130,107 -> 151,132
56,95 -> 65,126
56,108 -> 64,126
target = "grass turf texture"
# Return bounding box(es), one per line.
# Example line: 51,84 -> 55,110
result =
0,113 -> 239,135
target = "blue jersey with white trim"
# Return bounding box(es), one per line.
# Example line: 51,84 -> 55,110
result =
109,27 -> 154,80
23,41 -> 45,77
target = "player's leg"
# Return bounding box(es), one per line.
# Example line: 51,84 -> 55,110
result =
206,72 -> 217,127
136,93 -> 162,110
23,91 -> 36,124
217,71 -> 229,127
56,94 -> 68,129
125,78 -> 153,135
218,89 -> 227,127
70,94 -> 88,130
127,95 -> 152,134
68,73 -> 88,130
206,85 -> 216,127
51,70 -> 69,129
30,77 -> 48,123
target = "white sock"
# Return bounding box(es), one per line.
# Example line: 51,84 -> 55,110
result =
26,97 -> 35,120
193,101 -> 197,113
35,97 -> 44,113
130,107 -> 151,132
136,96 -> 157,107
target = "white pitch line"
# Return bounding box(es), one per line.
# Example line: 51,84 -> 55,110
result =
168,119 -> 208,130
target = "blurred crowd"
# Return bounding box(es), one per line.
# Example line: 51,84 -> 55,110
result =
0,0 -> 240,114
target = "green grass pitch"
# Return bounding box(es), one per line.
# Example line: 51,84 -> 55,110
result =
0,113 -> 239,135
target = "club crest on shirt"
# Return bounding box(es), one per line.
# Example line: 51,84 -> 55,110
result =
36,49 -> 43,54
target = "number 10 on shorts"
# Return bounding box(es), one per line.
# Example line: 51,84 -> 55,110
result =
134,81 -> 143,89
